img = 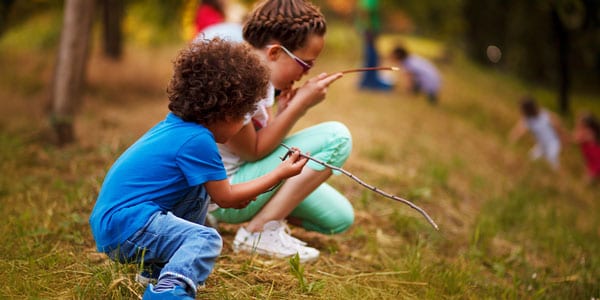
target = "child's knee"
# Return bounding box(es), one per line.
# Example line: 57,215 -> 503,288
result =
326,121 -> 352,145
327,212 -> 354,234
323,121 -> 353,164
306,208 -> 354,235
194,226 -> 223,254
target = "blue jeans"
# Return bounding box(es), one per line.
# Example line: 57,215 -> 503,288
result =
108,185 -> 222,295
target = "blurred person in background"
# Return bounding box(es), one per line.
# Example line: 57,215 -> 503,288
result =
391,45 -> 441,104
356,0 -> 393,91
194,0 -> 226,36
509,96 -> 565,171
572,113 -> 600,185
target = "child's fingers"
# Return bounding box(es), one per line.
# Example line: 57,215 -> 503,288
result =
286,148 -> 309,166
297,155 -> 308,167
318,72 -> 343,87
286,148 -> 301,162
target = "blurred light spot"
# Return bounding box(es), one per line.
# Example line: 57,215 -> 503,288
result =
486,45 -> 502,63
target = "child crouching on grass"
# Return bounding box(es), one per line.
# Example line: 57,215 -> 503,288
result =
89,38 -> 308,300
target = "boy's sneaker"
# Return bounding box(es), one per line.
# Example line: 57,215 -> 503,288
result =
136,267 -> 160,286
232,220 -> 319,263
135,273 -> 155,287
142,284 -> 193,300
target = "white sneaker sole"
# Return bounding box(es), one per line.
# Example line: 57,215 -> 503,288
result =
233,242 -> 319,263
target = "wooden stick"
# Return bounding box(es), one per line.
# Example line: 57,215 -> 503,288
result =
339,66 -> 400,74
280,143 -> 439,230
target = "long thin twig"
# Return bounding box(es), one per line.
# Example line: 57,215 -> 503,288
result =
339,66 -> 400,74
280,143 -> 439,230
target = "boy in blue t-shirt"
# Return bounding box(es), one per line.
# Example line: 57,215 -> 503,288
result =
89,38 -> 308,300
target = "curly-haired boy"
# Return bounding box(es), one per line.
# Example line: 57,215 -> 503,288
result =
89,38 -> 308,300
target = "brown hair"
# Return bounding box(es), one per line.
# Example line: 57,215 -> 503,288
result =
392,46 -> 409,61
520,95 -> 539,118
167,38 -> 269,125
581,113 -> 600,143
242,0 -> 326,51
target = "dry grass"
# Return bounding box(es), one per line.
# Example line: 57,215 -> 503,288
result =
1,19 -> 599,299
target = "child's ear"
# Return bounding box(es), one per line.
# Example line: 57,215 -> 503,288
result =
266,45 -> 281,62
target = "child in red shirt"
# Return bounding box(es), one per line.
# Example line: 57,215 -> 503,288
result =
195,0 -> 225,36
573,113 -> 600,184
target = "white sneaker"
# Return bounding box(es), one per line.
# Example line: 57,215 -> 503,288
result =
233,220 -> 319,263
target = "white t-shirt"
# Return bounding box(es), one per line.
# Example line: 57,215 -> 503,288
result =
218,83 -> 275,177
525,110 -> 560,150
194,22 -> 244,43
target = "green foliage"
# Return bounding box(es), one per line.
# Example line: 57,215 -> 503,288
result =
1,17 -> 599,299
384,0 -> 465,39
289,254 -> 324,294
0,9 -> 61,52
123,0 -> 187,46
0,0 -> 62,38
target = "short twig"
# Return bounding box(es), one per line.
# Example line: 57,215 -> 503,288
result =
280,143 -> 439,230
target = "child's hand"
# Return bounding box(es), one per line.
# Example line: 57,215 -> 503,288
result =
276,148 -> 308,178
292,72 -> 343,109
277,88 -> 298,113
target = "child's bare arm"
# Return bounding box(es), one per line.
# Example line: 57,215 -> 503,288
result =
204,149 -> 308,208
508,119 -> 527,143
224,73 -> 342,161
549,112 -> 568,141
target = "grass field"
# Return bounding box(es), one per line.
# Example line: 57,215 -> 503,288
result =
0,15 -> 599,299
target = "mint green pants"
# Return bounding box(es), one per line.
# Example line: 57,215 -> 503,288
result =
211,121 -> 354,234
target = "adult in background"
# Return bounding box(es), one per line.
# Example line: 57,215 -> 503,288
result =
356,0 -> 393,91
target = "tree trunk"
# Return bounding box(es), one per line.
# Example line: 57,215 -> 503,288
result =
50,0 -> 95,145
552,8 -> 571,115
0,0 -> 16,37
101,0 -> 123,59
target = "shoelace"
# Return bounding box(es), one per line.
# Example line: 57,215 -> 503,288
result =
275,222 -> 309,250
281,222 -> 308,246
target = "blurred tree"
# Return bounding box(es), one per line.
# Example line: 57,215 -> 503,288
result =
0,0 -> 15,36
0,0 -> 62,39
383,0 -> 464,39
101,0 -> 124,60
463,0 -> 600,114
324,0 -> 355,17
50,0 -> 95,145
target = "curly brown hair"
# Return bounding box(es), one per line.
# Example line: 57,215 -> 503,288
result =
242,0 -> 326,51
167,38 -> 269,125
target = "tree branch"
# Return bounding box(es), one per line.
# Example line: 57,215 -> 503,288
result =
280,143 -> 439,230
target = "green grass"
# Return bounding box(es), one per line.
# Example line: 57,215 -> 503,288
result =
1,12 -> 599,300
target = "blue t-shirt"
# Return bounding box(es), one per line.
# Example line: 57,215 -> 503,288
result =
89,113 -> 227,252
